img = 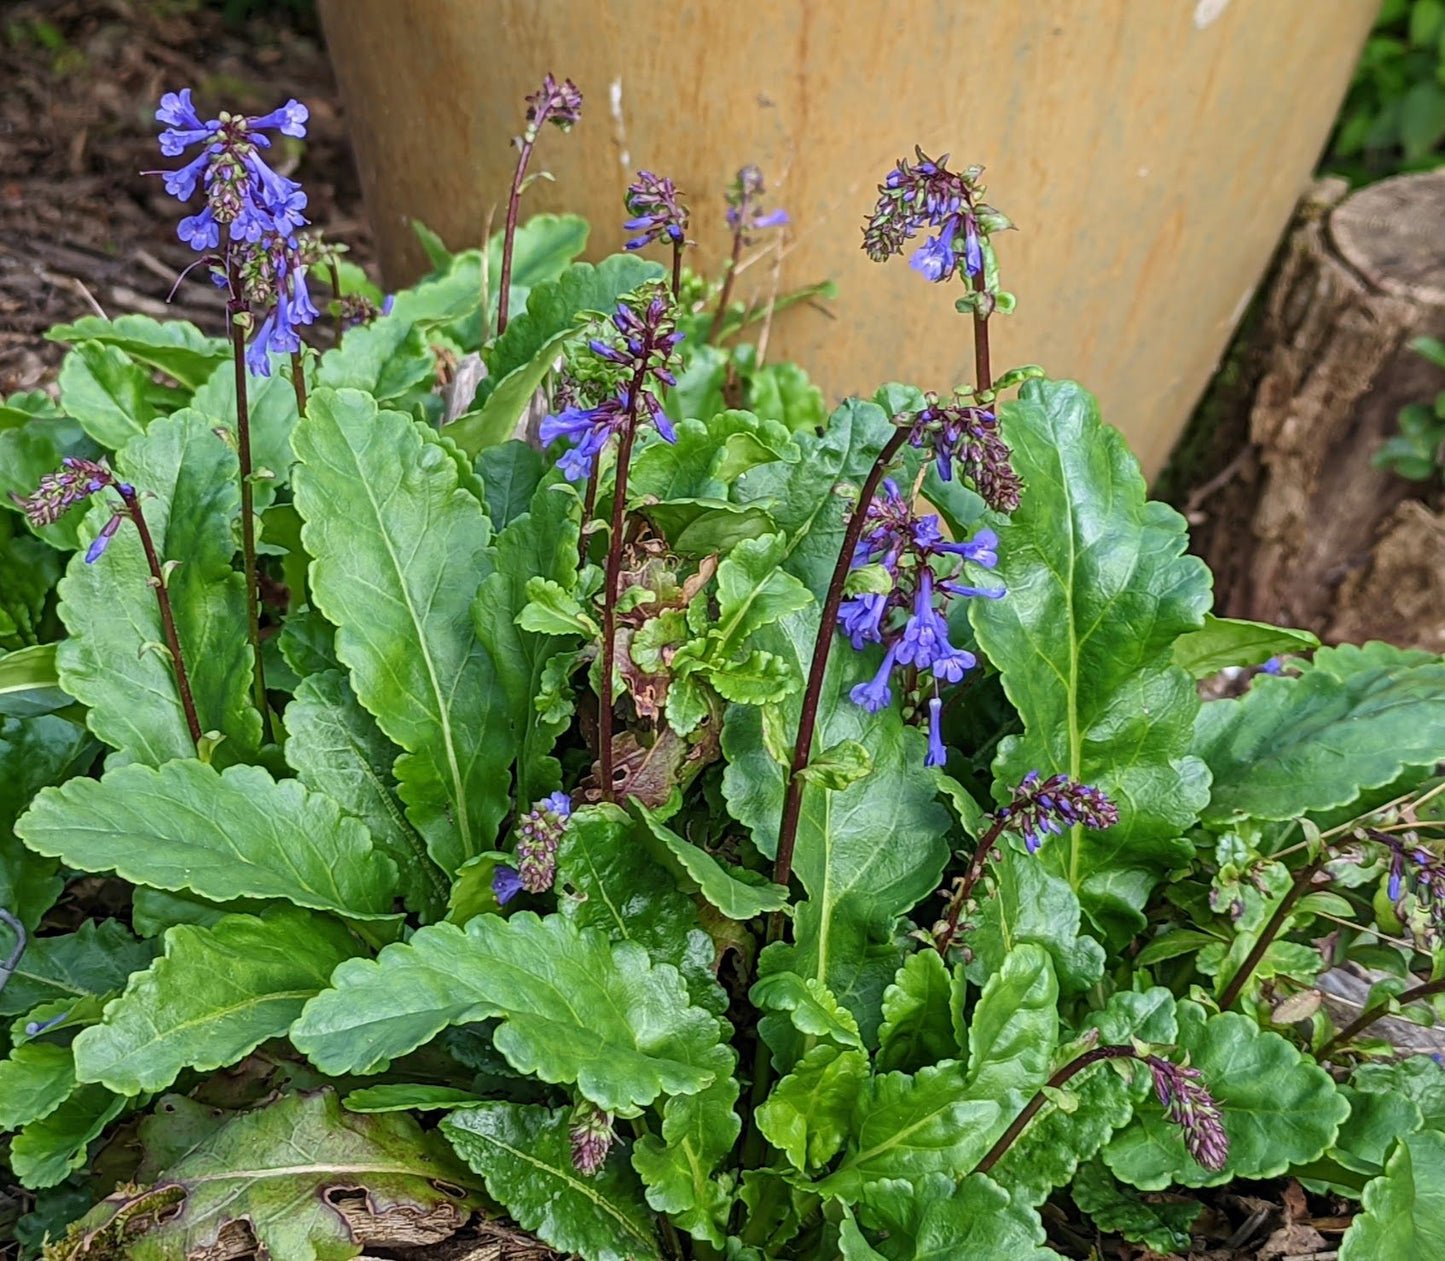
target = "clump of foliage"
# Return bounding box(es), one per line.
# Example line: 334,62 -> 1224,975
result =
2,73 -> 1445,1261
1327,0 -> 1445,183
1375,334 -> 1445,480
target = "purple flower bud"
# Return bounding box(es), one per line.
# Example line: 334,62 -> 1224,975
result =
569,1104 -> 615,1176
623,171 -> 689,253
15,457 -> 116,528
85,513 -> 125,564
515,793 -> 573,894
525,74 -> 584,135
1147,1056 -> 1229,1173
925,696 -> 947,767
998,771 -> 1119,854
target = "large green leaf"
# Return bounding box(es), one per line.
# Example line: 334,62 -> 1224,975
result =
452,253 -> 664,455
283,668 -> 446,917
71,906 -> 360,1095
56,410 -> 260,765
723,607 -> 952,1044
478,439 -> 545,529
292,387 -> 510,875
856,1171 -> 1057,1261
0,1041 -> 77,1130
1070,1159 -> 1200,1255
472,480 -> 578,804
555,805 -> 725,1015
970,379 -> 1212,937
292,911 -> 728,1112
443,1103 -> 661,1261
56,341 -> 160,448
876,950 -> 961,1074
74,1089 -> 479,1260
1351,1056 -> 1445,1132
16,759 -> 398,917
635,805 -> 791,920
964,944 -> 1058,1106
1172,614 -> 1319,678
0,919 -> 154,1018
1341,1130 -> 1445,1260
9,1084 -> 126,1189
1103,1003 -> 1348,1189
0,644 -> 69,718
632,1075 -> 741,1246
756,1042 -> 869,1172
1195,643 -> 1445,823
46,314 -> 228,390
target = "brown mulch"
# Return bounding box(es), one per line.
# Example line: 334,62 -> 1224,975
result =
0,0 -> 373,397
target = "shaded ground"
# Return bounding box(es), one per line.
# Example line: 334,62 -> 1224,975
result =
0,0 -> 372,396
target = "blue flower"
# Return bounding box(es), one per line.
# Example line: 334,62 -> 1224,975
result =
839,592 -> 887,648
895,570 -> 952,670
543,791 -> 573,818
85,512 -> 124,564
909,216 -> 958,283
925,696 -> 947,767
849,645 -> 897,713
493,865 -> 525,905
623,171 -> 689,251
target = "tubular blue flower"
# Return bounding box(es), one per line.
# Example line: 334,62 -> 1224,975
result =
839,591 -> 887,649
492,865 -> 525,905
85,513 -> 125,564
909,216 -> 959,284
895,570 -> 951,670
850,645 -> 898,713
925,696 -> 947,767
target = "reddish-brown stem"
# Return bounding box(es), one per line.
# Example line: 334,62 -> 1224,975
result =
970,262 -> 992,392
1320,974 -> 1445,1059
707,231 -> 745,346
290,349 -> 308,415
327,258 -> 344,343
935,813 -> 1011,955
225,274 -> 271,743
119,486 -> 202,748
496,136 -> 536,336
598,416 -> 642,802
1218,858 -> 1322,1010
670,239 -> 684,301
976,1045 -> 1139,1174
770,426 -> 910,900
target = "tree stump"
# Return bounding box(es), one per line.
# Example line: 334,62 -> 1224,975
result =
1182,171 -> 1445,651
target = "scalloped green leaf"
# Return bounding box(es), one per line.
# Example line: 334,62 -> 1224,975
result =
46,314 -> 228,390
633,1075 -> 741,1246
965,944 -> 1058,1106
71,906 -> 361,1095
76,1088 -> 479,1261
478,440 -> 545,530
970,380 -> 1212,938
1342,1130 -> 1445,1260
1352,1056 -> 1445,1131
473,479 -> 579,804
1195,643 -> 1445,823
1103,1003 -> 1348,1189
342,1084 -> 482,1113
444,1102 -> 661,1261
875,949 -> 966,1076
283,668 -> 446,918
1332,1086 -> 1424,1174
0,918 -> 154,1018
57,341 -> 160,448
756,1043 -> 869,1172
1070,1158 -> 1200,1254
630,409 -> 797,504
635,804 -> 791,919
1172,614 -> 1319,678
10,1084 -> 127,1189
292,911 -> 727,1112
292,387 -> 510,875
57,410 -> 260,765
16,760 -> 398,917
856,1170 -> 1056,1260
0,533 -> 64,636
0,1041 -> 77,1130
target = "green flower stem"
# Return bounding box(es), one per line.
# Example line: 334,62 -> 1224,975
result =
118,484 -> 202,748
975,1044 -> 1138,1175
1320,974 -> 1445,1059
1217,857 -> 1322,1011
226,305 -> 272,744
934,812 -> 1011,955
496,135 -> 536,336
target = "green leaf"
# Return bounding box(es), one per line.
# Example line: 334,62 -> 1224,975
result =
0,532 -> 64,636
556,805 -> 725,1015
965,850 -> 1107,995
1195,643 -> 1445,823
1103,1003 -> 1348,1189
632,1076 -> 741,1246
970,379 -> 1212,937
876,950 -> 961,1074
965,944 -> 1058,1105
46,315 -> 228,390
1352,1056 -> 1445,1131
10,1085 -> 126,1189
1332,1086 -> 1424,1174
0,1041 -> 77,1130
16,759 -> 398,917
283,668 -> 446,917
292,911 -> 727,1111
453,254 -> 664,456
478,440 -> 546,529
631,410 -> 794,503
444,1102 -> 661,1261
711,533 -> 814,659
192,354 -> 303,492
0,644 -> 69,718
1342,1130 -> 1445,1260
988,987 -> 1178,1208
1071,1159 -> 1200,1254
56,341 -> 158,448
473,483 -> 580,803
733,398 -> 898,598
71,906 -> 360,1095
57,409 -> 260,765
723,608 -> 952,1045
0,919 -> 154,1018
756,1043 -> 869,1172
79,1088 -> 479,1261
856,1171 -> 1057,1261
635,804 -> 790,919
342,1084 -> 482,1113
1172,614 -> 1319,678
292,387 -> 510,875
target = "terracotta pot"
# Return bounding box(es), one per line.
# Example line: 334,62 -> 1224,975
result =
320,0 -> 1375,476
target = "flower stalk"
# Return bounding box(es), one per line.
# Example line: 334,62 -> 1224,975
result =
1217,857 -> 1323,1010
1319,973 -> 1445,1058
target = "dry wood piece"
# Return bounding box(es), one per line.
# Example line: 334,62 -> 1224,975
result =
1185,171 -> 1445,649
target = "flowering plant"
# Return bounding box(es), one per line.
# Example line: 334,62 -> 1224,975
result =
2,80 -> 1445,1261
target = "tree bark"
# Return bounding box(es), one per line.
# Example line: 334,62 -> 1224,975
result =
1180,171 -> 1445,652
